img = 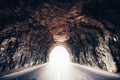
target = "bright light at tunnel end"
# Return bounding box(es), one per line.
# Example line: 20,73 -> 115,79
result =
47,46 -> 71,80
49,46 -> 70,66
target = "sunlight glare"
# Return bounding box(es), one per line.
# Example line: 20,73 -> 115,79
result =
49,46 -> 70,65
48,46 -> 71,80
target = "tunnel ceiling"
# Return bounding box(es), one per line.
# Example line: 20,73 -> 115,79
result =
0,0 -> 120,73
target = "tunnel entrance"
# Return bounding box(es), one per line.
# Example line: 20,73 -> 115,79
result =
49,46 -> 70,65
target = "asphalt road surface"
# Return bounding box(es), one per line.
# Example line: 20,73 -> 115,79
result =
0,63 -> 120,80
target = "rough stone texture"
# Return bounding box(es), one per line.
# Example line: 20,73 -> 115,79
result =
0,0 -> 120,73
0,22 -> 54,72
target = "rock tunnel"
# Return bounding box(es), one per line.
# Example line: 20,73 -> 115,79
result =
0,0 -> 120,74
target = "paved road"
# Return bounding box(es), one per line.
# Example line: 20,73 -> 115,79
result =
0,63 -> 120,80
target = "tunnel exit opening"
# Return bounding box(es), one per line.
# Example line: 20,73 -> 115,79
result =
49,46 -> 70,65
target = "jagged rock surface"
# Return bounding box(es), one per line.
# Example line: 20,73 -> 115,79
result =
0,0 -> 120,73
